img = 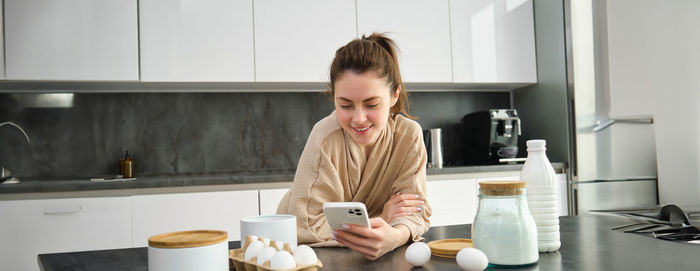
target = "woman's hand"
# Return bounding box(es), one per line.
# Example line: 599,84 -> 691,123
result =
380,193 -> 425,223
331,217 -> 410,260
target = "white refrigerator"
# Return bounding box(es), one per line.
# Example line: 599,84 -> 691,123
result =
566,0 -> 660,214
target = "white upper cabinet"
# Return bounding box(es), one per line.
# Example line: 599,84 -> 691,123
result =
1,1 -> 4,80
4,0 -> 138,81
450,0 -> 537,83
139,0 -> 254,82
356,0 -> 453,83
254,0 -> 357,82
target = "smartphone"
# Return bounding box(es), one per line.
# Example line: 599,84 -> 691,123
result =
323,202 -> 371,230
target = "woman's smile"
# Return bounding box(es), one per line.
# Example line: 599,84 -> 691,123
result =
352,125 -> 372,133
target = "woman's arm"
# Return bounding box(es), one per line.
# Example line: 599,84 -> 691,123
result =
380,192 -> 426,223
385,131 -> 431,242
277,146 -> 347,245
276,115 -> 348,246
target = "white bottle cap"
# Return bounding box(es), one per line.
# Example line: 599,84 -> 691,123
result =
527,139 -> 547,151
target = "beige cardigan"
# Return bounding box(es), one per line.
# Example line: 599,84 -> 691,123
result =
276,111 -> 431,247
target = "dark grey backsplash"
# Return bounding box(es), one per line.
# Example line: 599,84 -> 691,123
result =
0,92 -> 508,178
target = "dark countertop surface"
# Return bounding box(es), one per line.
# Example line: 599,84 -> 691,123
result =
38,214 -> 699,271
0,163 -> 566,194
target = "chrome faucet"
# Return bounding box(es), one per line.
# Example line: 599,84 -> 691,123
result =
1,121 -> 31,184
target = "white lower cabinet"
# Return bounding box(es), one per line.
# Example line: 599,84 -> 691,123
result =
475,174 -> 569,216
0,197 -> 132,271
131,190 -> 258,247
557,173 -> 569,216
426,177 -> 479,227
426,172 -> 568,227
259,188 -> 290,215
475,175 -> 521,182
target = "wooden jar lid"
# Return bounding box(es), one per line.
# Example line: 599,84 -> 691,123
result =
427,238 -> 473,258
479,181 -> 525,196
148,230 -> 228,248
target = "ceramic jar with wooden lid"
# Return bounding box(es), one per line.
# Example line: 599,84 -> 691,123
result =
471,181 -> 538,267
148,230 -> 229,271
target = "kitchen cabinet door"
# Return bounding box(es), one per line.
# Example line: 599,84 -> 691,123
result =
477,174 -> 568,216
557,173 -> 569,216
450,0 -> 537,83
0,197 -> 132,271
254,0 -> 356,82
476,175 -> 520,182
357,0 -> 452,83
426,177 -> 478,227
139,0 -> 254,82
4,0 -> 138,81
0,1 -> 4,80
259,188 -> 290,215
131,190 -> 258,247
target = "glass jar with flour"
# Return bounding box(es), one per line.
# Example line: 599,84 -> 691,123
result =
471,181 -> 538,267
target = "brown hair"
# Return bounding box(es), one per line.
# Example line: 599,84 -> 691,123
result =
328,33 -> 414,119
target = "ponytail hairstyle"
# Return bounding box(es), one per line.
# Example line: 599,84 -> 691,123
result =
328,33 -> 414,119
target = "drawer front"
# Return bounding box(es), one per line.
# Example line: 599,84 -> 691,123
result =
0,197 -> 132,271
259,188 -> 290,215
132,190 -> 259,247
427,178 -> 478,227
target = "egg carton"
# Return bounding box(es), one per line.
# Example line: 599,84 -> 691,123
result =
229,237 -> 322,271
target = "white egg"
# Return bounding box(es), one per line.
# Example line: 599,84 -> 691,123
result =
244,240 -> 265,261
404,242 -> 431,266
270,250 -> 296,269
242,235 -> 257,250
260,238 -> 271,247
293,245 -> 318,265
456,248 -> 488,271
256,247 -> 278,265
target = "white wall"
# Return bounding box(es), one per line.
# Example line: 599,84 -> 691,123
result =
605,0 -> 700,205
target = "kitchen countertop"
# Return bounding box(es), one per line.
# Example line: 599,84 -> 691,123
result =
38,214 -> 700,271
0,163 -> 566,195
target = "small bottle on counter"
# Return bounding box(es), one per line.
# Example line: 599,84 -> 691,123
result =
119,155 -> 125,177
123,151 -> 133,178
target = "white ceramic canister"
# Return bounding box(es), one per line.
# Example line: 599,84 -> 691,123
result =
240,214 -> 297,247
148,230 -> 229,271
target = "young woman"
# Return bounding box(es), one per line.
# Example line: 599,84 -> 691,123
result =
277,33 -> 430,260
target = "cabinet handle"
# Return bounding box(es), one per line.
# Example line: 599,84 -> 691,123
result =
43,205 -> 82,215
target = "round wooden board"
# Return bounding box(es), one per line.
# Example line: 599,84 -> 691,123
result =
427,238 -> 473,258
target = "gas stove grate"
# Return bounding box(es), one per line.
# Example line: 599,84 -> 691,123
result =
611,204 -> 700,244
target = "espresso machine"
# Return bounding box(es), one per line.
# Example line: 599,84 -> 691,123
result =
460,109 -> 521,165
